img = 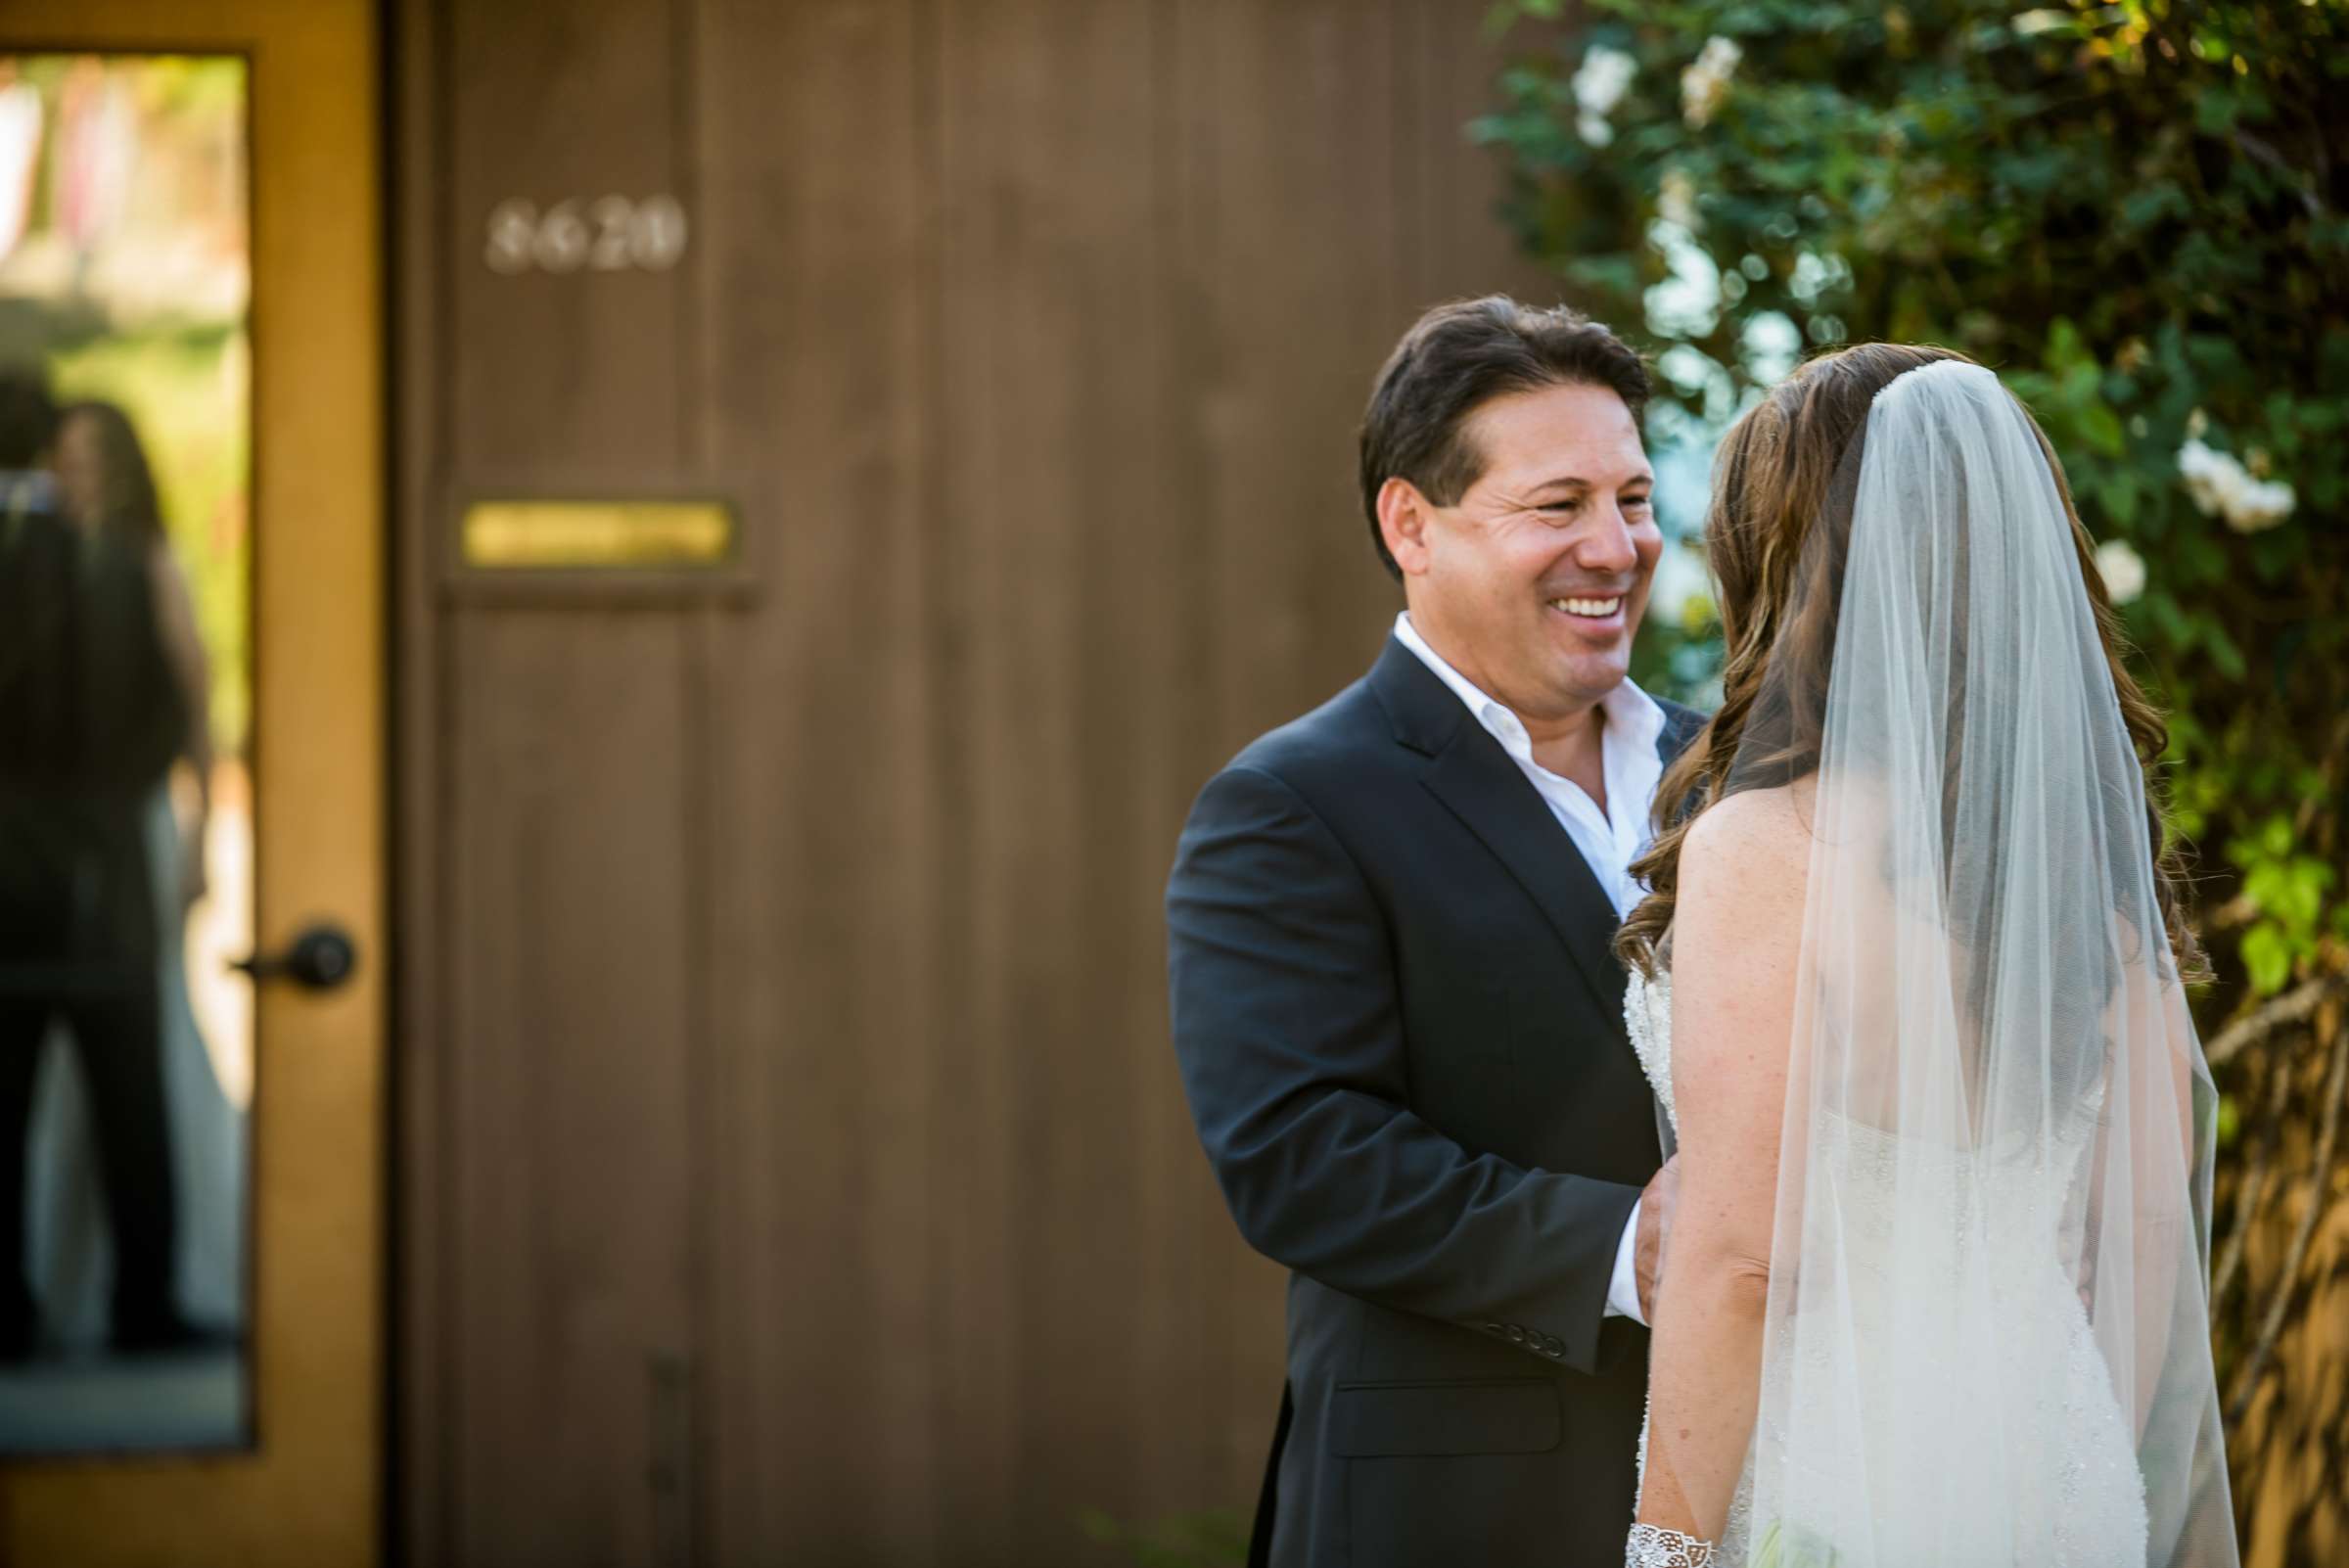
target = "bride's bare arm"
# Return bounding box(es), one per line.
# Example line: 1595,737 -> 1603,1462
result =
1634,789 -> 1810,1544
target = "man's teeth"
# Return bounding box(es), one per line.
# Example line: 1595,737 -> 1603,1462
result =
1549,596 -> 1623,617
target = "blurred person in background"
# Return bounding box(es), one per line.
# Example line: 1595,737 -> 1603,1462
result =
0,368 -> 192,1360
56,402 -> 212,924
41,397 -> 243,1340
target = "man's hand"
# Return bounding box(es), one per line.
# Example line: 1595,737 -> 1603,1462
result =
1635,1154 -> 1680,1321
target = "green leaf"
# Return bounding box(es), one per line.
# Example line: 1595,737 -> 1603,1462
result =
2044,317 -> 2089,372
2078,402 -> 2126,457
2240,923 -> 2292,996
2203,623 -> 2247,682
2121,182 -> 2189,231
2095,472 -> 2140,527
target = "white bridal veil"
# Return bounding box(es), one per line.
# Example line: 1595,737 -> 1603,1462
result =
1715,361 -> 2238,1565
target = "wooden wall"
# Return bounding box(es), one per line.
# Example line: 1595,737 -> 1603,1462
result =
392,2 -> 1555,1562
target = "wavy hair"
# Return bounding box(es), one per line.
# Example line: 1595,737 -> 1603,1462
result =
1615,343 -> 2199,978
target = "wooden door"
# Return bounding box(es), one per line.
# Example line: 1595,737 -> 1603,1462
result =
0,2 -> 384,1566
393,3 -> 1554,1565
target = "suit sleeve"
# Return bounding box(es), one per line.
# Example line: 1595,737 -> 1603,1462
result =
1167,762 -> 1641,1374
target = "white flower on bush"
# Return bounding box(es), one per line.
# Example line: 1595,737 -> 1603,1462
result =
2094,538 -> 2146,605
1573,44 -> 1635,147
2177,437 -> 2296,533
1658,167 -> 1700,230
1681,36 -> 1741,128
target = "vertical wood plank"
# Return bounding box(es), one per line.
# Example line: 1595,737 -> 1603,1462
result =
693,0 -> 940,1562
1405,0 -> 1568,310
927,1 -> 1168,1552
434,4 -> 704,1565
443,613 -> 698,1568
446,0 -> 688,479
1127,1 -> 1227,1527
1175,0 -> 1420,1508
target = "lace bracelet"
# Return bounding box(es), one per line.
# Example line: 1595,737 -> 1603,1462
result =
1626,1523 -> 1717,1567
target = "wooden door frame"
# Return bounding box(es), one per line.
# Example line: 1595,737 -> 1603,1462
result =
386,1 -> 444,1560
0,4 -> 385,1565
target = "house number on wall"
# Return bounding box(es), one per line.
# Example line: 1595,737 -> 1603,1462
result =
484,195 -> 689,275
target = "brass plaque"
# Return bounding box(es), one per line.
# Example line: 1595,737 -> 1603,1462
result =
462,498 -> 735,569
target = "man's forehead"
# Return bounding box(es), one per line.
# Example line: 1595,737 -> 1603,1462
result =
1468,383 -> 1648,479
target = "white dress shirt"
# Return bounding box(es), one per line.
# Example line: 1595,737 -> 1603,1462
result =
1392,612 -> 1665,1324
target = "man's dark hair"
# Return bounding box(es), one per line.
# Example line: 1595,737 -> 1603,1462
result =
1358,297 -> 1650,580
0,368 -> 60,472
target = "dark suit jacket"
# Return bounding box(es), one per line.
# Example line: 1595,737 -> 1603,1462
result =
1167,634 -> 1705,1568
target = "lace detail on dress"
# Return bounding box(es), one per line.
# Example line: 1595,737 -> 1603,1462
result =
1625,1524 -> 1717,1566
1624,966 -> 1677,1134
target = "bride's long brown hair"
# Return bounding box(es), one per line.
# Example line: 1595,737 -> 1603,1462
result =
1615,342 -> 2199,977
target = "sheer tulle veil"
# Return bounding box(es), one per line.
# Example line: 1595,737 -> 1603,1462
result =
1699,360 -> 2237,1564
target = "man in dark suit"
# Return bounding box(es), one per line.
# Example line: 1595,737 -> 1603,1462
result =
1168,300 -> 1704,1567
0,368 -> 190,1360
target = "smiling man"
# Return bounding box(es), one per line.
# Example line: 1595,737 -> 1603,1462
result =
1167,299 -> 1705,1568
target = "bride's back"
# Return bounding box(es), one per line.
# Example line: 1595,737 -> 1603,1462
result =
1625,346 -> 2234,1567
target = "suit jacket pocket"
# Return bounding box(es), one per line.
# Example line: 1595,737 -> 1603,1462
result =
1325,1377 -> 1561,1457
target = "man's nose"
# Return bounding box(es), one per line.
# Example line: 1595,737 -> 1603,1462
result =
1576,505 -> 1638,576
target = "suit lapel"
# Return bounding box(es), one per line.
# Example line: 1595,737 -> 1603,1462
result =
1419,732 -> 1633,1023
1368,636 -> 1635,1024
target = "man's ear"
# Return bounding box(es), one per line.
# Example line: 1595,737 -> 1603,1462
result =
1377,476 -> 1437,577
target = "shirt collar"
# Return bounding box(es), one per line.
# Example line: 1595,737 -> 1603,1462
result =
1393,611 -> 1662,761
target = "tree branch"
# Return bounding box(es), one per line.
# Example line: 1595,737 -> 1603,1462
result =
2213,1063 -> 2296,1314
2205,975 -> 2348,1071
2231,127 -> 2326,220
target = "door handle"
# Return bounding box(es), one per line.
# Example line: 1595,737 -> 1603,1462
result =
230,921 -> 359,991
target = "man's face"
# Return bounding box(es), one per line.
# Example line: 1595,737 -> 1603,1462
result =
1393,381 -> 1660,723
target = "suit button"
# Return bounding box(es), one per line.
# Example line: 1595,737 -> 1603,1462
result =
1504,1325 -> 1526,1344
1484,1323 -> 1505,1335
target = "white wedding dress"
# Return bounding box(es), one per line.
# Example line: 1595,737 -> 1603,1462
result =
1623,966 -> 2150,1566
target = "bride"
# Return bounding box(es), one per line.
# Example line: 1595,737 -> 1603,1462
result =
1616,347 -> 2238,1566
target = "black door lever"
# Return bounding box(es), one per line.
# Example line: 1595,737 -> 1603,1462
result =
231,922 -> 359,991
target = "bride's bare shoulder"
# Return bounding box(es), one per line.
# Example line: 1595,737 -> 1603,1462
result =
1691,788 -> 1813,877
1680,781 -> 1815,899
1671,783 -> 1813,1071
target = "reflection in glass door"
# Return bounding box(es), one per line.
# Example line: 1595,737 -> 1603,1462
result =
0,51 -> 252,1454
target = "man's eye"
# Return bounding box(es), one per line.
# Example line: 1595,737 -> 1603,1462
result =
1625,494 -> 1654,511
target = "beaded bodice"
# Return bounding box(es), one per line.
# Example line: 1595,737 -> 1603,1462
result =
1623,965 -> 1677,1134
